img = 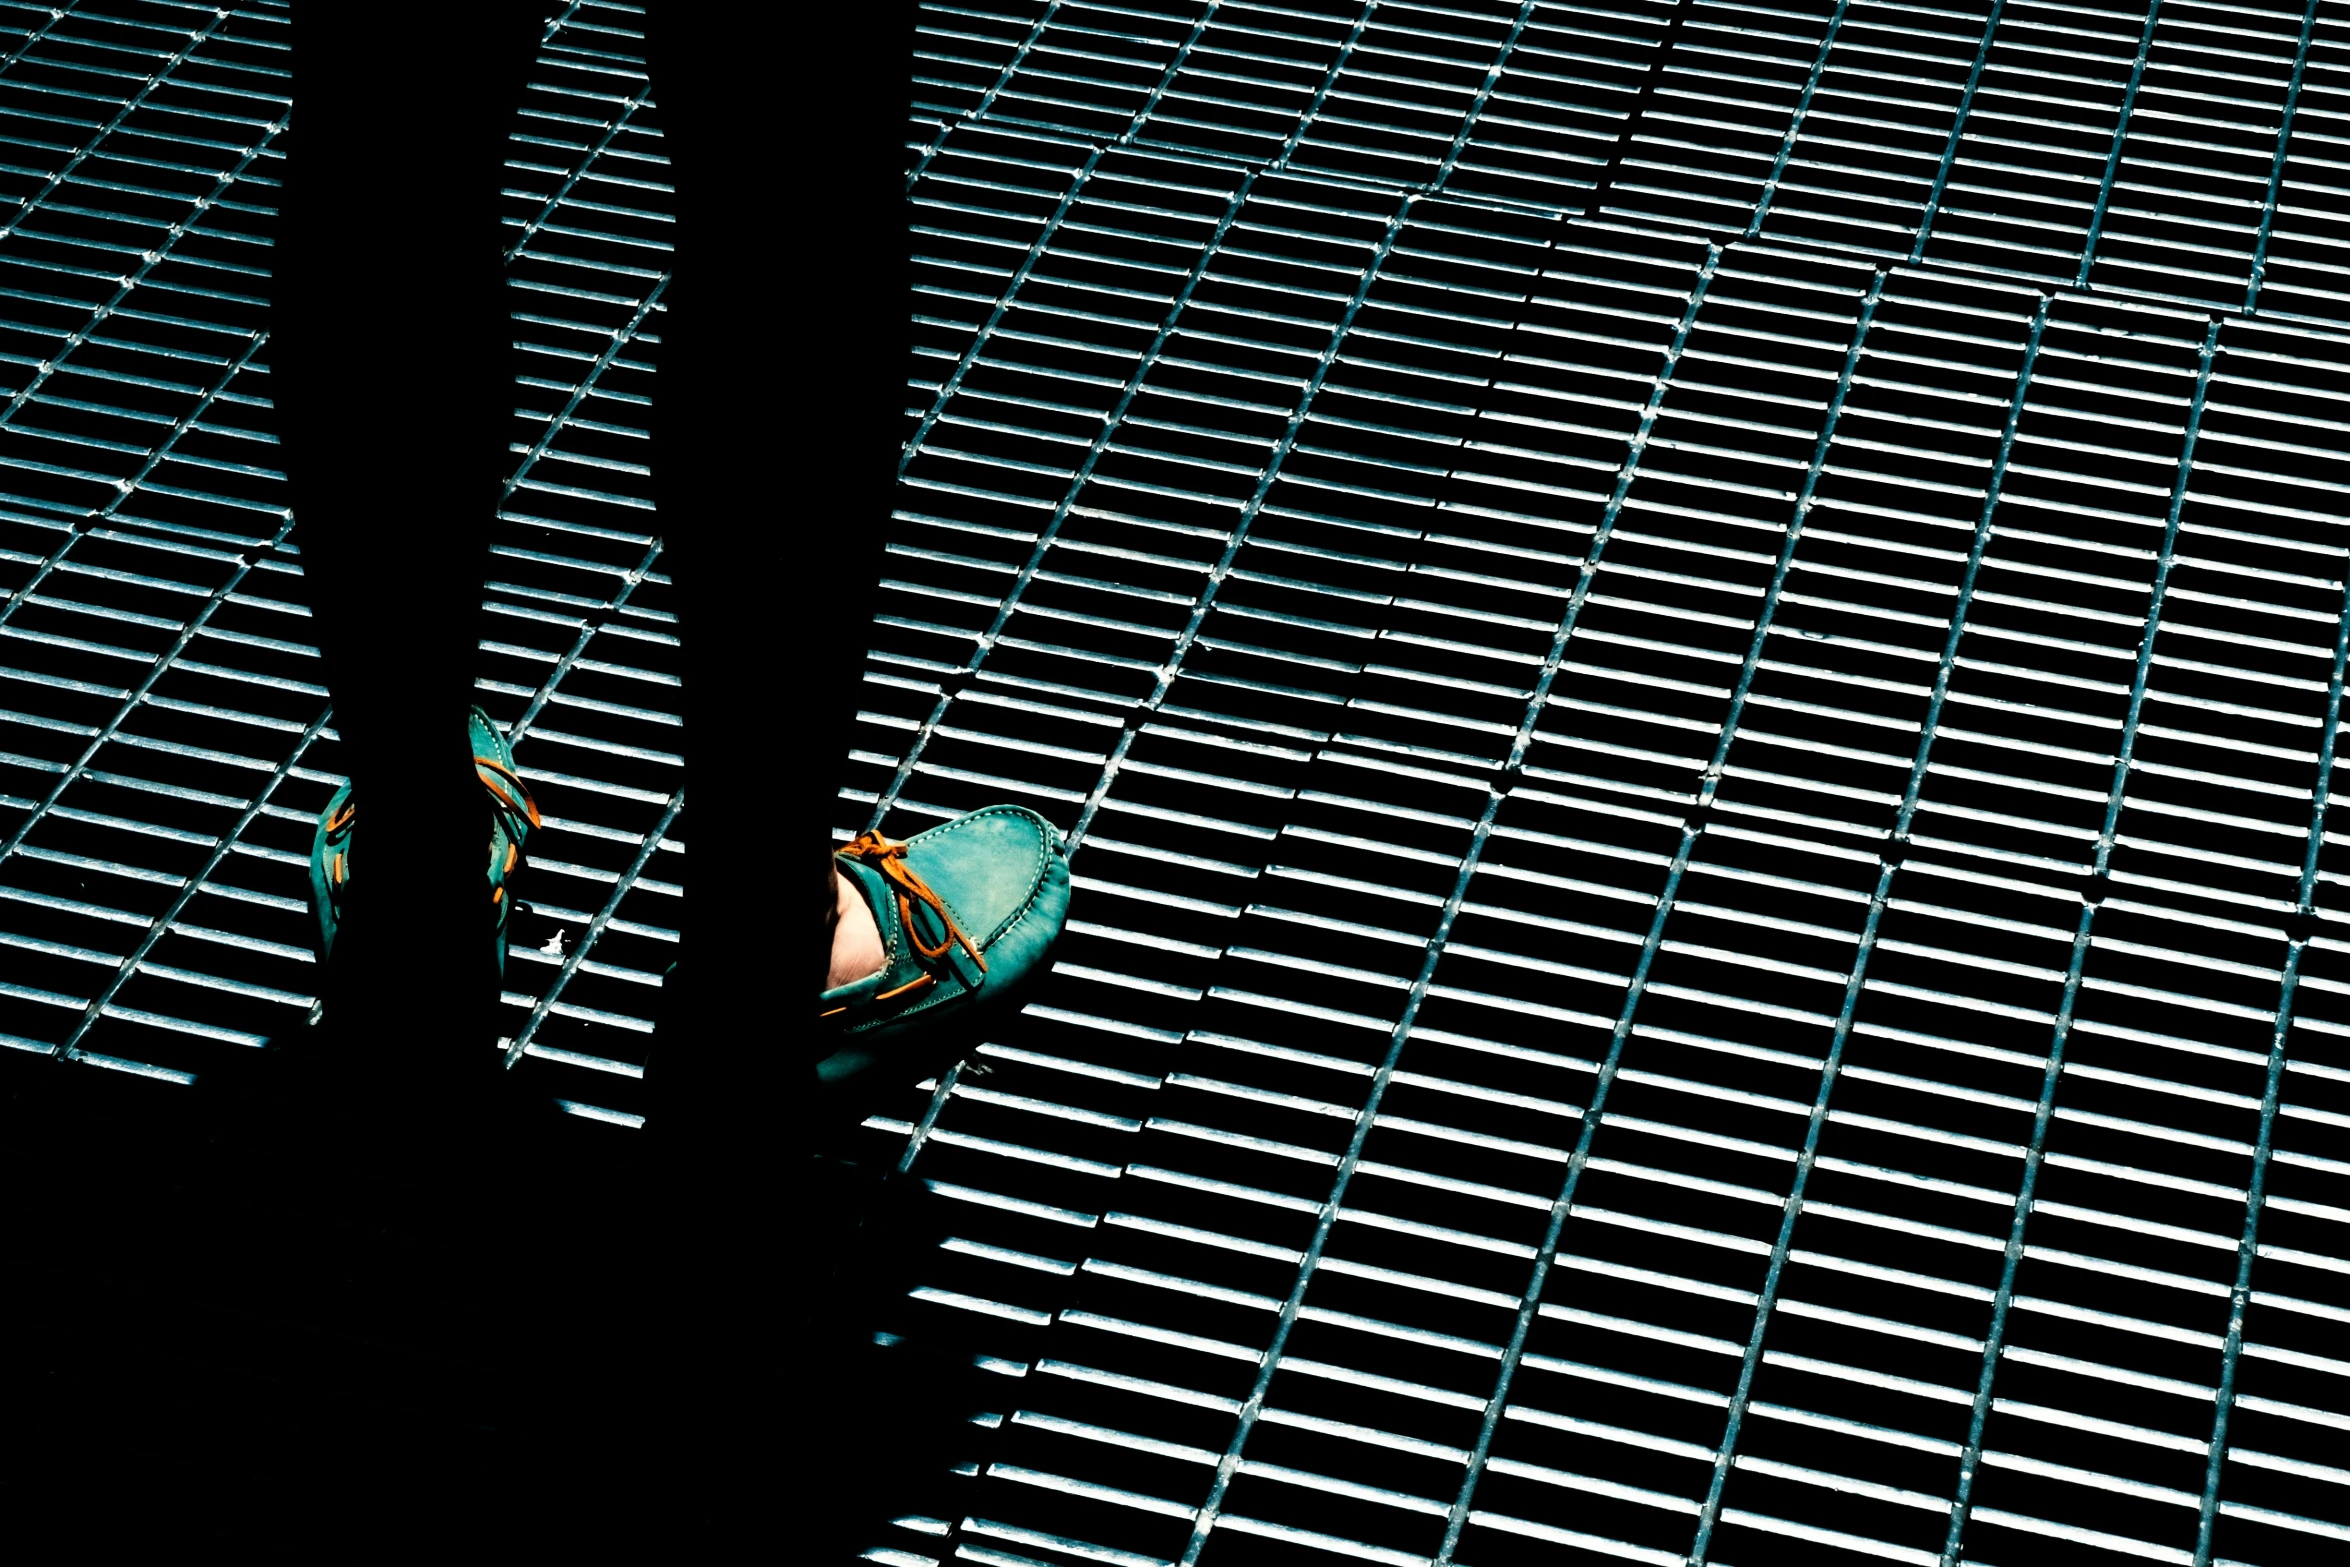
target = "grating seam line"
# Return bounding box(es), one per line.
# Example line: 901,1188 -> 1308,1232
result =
2072,0 -> 2166,289
1744,0 -> 1854,242
1267,2 -> 1381,181
1424,1 -> 1550,199
909,0 -> 1069,189
2239,0 -> 2320,315
503,1 -> 644,264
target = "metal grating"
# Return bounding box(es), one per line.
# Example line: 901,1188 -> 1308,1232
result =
847,2 -> 2350,1564
0,0 -> 677,1121
5,0 -> 2349,1560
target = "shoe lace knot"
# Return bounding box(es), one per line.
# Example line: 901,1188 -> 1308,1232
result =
837,829 -> 987,981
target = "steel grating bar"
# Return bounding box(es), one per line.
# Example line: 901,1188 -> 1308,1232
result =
910,0 -> 1065,180
2243,0 -> 2323,317
1905,0 -> 2006,267
503,5 -> 647,264
1422,0 -> 1544,197
2072,0 -> 2167,290
1267,2 -> 1379,179
1116,4 -> 1222,154
0,6 -> 245,253
1742,0 -> 1852,242
0,497 -> 288,875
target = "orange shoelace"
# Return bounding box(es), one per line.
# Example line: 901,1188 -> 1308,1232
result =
823,830 -> 987,1018
475,754 -> 541,832
476,755 -> 539,906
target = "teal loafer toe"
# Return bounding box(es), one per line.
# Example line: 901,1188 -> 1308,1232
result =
817,804 -> 1070,1097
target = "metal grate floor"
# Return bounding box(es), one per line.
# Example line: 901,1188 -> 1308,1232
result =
0,0 -> 676,1124
7,1 -> 2350,1561
846,2 -> 2350,1564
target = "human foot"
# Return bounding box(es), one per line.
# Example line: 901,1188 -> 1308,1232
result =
816,808 -> 1069,1094
827,867 -> 886,990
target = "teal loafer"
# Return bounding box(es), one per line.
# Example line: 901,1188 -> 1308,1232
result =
310,779 -> 355,960
308,705 -> 541,980
817,804 -> 1070,1096
471,705 -> 540,979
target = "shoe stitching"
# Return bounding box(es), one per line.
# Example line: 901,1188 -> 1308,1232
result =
976,807 -> 1061,951
833,807 -> 1065,1033
925,804 -> 1049,950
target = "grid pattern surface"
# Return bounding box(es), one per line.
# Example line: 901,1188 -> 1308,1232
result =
851,2 -> 2350,1564
0,0 -> 675,1122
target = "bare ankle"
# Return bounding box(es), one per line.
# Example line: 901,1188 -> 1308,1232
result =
826,868 -> 886,990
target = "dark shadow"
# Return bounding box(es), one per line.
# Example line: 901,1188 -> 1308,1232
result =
805,1122 -> 1019,1558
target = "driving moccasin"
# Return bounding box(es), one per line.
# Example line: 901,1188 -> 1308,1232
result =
817,804 -> 1070,1094
308,705 -> 541,980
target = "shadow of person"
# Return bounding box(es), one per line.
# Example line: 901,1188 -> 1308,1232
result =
803,1105 -> 1016,1557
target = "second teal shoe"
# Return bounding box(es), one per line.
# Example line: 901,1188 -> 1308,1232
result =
470,704 -> 540,980
817,804 -> 1070,1094
308,705 -> 541,981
